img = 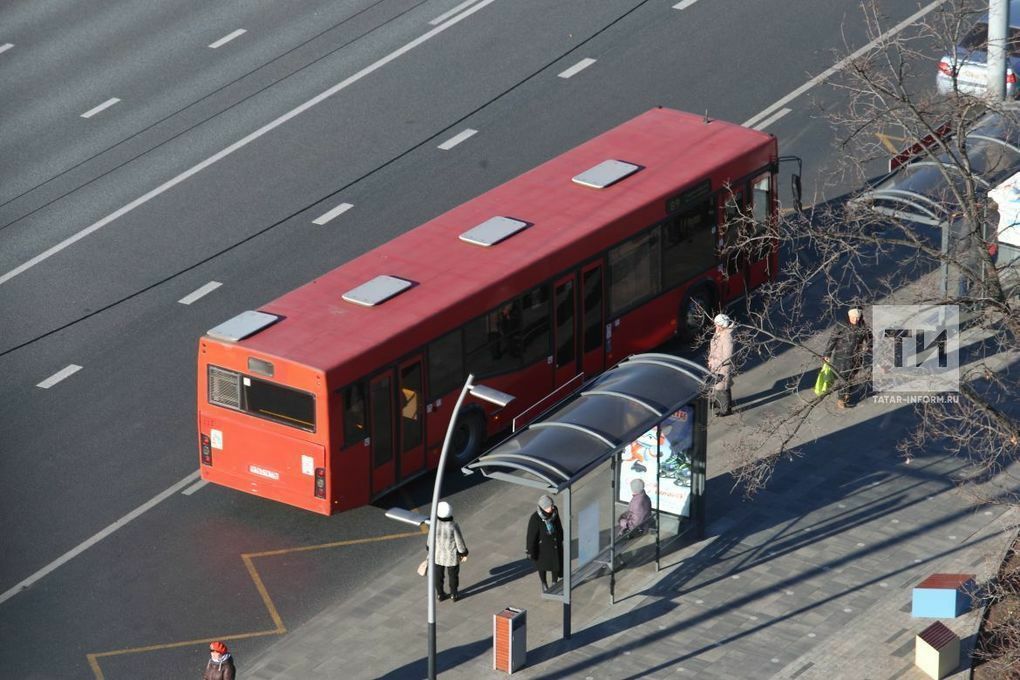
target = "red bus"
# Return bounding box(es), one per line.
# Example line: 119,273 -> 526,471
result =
197,107 -> 780,514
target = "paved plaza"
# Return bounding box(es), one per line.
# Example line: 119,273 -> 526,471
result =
245,329 -> 1018,680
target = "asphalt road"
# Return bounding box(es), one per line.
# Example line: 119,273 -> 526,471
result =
0,0 -> 937,677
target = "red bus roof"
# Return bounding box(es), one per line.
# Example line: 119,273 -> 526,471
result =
231,108 -> 775,379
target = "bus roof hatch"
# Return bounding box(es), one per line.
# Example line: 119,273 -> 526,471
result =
342,275 -> 413,307
459,216 -> 530,247
572,159 -> 641,189
207,310 -> 280,342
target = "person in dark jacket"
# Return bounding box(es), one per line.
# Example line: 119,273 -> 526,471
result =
823,306 -> 871,407
203,641 -> 235,680
526,495 -> 564,592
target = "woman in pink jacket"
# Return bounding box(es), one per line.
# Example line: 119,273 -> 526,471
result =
708,314 -> 735,416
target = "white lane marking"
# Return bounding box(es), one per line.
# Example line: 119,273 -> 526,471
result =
0,43 -> 14,55
437,129 -> 477,150
36,364 -> 82,388
209,28 -> 247,49
558,58 -> 596,79
178,281 -> 222,305
429,0 -> 480,25
0,0 -> 500,288
0,470 -> 201,606
181,478 -> 209,496
312,202 -> 354,225
673,0 -> 699,9
752,107 -> 791,130
80,98 -> 120,119
743,0 -> 947,129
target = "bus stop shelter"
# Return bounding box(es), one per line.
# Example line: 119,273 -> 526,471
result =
851,108 -> 1020,297
465,353 -> 713,638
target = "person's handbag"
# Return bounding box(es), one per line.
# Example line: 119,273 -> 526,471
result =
814,362 -> 835,396
416,559 -> 428,576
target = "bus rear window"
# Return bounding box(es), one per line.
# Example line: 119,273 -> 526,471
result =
207,365 -> 316,432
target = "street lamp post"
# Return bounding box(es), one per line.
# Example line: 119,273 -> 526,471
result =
387,374 -> 513,680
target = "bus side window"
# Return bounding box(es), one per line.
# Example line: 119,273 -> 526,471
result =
608,227 -> 661,315
428,329 -> 464,397
662,197 -> 715,289
343,381 -> 367,446
518,284 -> 550,365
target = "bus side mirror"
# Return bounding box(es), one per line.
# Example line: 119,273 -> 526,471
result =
792,174 -> 803,213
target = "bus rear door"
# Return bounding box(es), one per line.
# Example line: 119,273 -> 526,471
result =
369,372 -> 397,495
553,274 -> 578,387
580,263 -> 605,378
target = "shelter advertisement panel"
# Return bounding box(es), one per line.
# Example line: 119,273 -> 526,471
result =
617,405 -> 693,517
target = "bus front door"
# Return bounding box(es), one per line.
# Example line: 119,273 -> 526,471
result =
553,274 -> 579,387
397,357 -> 425,480
719,189 -> 748,302
580,263 -> 605,378
369,372 -> 396,496
744,173 -> 776,290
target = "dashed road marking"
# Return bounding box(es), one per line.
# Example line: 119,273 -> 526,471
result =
0,43 -> 13,55
558,58 -> 596,79
209,29 -> 246,49
312,202 -> 354,225
81,98 -> 120,119
178,281 -> 222,305
37,364 -> 82,388
438,128 -> 477,150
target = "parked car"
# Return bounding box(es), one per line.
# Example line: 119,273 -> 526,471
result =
936,0 -> 1020,98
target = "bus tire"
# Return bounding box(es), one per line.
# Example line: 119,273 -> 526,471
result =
448,408 -> 487,467
679,286 -> 715,343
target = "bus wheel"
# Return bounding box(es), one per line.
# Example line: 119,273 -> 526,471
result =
679,287 -> 714,342
449,409 -> 486,467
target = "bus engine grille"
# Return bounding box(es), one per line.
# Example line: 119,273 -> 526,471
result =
208,366 -> 241,409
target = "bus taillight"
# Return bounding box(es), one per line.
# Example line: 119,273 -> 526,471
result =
201,434 -> 213,466
314,467 -> 326,499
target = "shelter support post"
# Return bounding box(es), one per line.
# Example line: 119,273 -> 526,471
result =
562,487 -> 572,640
655,424 -> 662,571
609,459 -> 616,606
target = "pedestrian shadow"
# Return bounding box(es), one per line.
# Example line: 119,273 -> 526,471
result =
458,559 -> 532,598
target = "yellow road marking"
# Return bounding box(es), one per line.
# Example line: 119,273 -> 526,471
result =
86,530 -> 419,679
876,131 -> 907,154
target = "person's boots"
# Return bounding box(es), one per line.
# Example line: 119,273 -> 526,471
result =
451,590 -> 460,602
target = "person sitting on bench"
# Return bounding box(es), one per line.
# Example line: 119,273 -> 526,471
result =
618,478 -> 652,536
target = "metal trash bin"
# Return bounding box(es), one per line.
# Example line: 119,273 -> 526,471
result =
493,606 -> 526,673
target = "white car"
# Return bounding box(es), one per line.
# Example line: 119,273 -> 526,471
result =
936,4 -> 1020,99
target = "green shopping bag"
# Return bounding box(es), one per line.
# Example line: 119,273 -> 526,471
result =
813,362 -> 835,396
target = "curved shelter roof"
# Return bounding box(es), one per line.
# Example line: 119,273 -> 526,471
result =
466,353 -> 712,492
853,109 -> 1020,227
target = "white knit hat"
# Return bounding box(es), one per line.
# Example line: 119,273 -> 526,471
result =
437,501 -> 452,519
713,313 -> 733,328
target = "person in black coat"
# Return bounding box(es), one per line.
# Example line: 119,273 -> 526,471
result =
823,306 -> 872,407
526,495 -> 564,592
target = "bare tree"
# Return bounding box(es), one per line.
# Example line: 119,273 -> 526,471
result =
710,0 -> 1020,506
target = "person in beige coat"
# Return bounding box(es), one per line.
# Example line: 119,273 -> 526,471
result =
427,501 -> 468,601
708,314 -> 735,416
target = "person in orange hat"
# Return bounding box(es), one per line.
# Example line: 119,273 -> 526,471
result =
203,641 -> 235,680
